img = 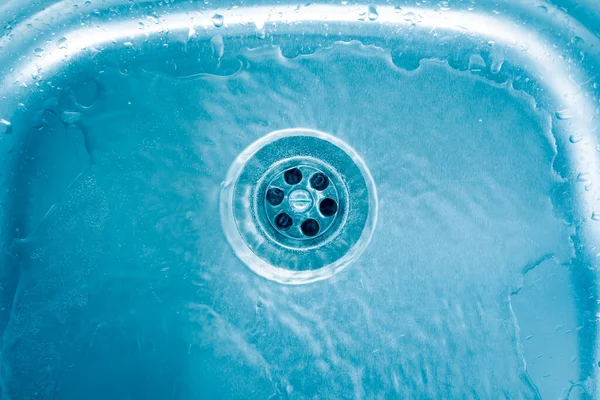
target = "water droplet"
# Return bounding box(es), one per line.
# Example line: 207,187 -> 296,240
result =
577,172 -> 590,182
403,12 -> 421,24
404,11 -> 415,21
468,54 -> 486,72
394,5 -> 403,12
56,37 -> 68,49
210,35 -> 224,60
592,212 -> 600,221
438,1 -> 451,11
212,14 -> 224,28
569,134 -> 584,143
368,5 -> 379,21
75,81 -> 98,108
571,36 -> 584,45
61,111 -> 81,124
120,64 -> 131,75
556,108 -> 575,120
490,58 -> 504,74
34,48 -> 44,57
0,119 -> 12,134
255,300 -> 264,313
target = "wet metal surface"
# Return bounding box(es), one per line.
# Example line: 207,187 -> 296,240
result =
0,0 -> 599,398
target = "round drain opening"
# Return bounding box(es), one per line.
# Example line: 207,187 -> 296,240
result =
262,162 -> 342,242
220,128 -> 378,285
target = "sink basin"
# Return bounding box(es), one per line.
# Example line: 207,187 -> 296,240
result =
0,0 -> 599,398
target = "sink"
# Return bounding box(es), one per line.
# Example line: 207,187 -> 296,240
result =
0,0 -> 599,398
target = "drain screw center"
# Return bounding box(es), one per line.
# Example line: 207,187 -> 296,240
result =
289,189 -> 313,212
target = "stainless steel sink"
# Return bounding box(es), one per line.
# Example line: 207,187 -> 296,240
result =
0,0 -> 599,398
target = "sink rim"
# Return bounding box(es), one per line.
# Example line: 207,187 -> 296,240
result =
0,1 -> 598,396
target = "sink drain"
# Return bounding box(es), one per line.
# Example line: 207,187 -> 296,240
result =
220,128 -> 377,285
262,160 -> 343,242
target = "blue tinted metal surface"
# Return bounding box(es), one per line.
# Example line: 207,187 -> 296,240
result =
0,0 -> 599,398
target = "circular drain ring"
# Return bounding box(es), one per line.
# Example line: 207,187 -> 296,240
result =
259,157 -> 346,244
220,128 -> 378,285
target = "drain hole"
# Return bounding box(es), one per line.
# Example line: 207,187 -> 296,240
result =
319,198 -> 338,217
301,219 -> 320,237
310,172 -> 329,191
221,128 -> 378,284
266,188 -> 285,206
284,168 -> 303,185
275,213 -> 293,230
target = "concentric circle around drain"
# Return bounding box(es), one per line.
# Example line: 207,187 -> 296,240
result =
220,128 -> 378,285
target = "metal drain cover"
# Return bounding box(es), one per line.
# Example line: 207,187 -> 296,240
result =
220,128 -> 378,285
